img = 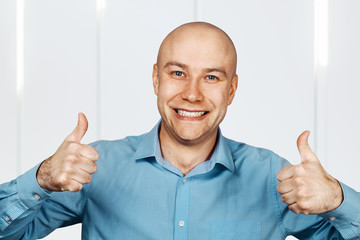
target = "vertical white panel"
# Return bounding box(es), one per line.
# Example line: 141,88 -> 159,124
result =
201,0 -> 314,166
0,1 -> 17,183
23,0 -> 97,238
100,0 -> 195,140
326,1 -> 360,190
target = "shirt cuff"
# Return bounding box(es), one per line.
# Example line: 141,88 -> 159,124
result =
320,181 -> 360,239
17,163 -> 53,205
0,164 -> 52,231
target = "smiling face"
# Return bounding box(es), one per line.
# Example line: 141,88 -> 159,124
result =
153,22 -> 238,146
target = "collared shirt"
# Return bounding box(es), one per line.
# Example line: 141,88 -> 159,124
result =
0,122 -> 360,239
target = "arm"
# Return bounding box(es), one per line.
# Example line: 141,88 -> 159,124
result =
0,165 -> 87,239
274,131 -> 360,239
0,113 -> 98,239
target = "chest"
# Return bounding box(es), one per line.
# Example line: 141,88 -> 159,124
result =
82,161 -> 281,239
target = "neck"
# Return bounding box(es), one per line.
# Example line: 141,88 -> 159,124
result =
158,124 -> 218,176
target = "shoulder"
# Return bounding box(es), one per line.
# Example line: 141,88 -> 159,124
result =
89,133 -> 146,159
225,137 -> 277,161
224,137 -> 290,172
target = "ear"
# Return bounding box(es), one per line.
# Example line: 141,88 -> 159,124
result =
152,63 -> 159,95
227,74 -> 238,105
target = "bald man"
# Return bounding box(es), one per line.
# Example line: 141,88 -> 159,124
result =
0,22 -> 359,239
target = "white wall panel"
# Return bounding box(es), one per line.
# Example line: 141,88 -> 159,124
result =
23,0 -> 98,238
201,0 -> 314,166
100,0 -> 195,140
1,0 -> 358,239
0,1 -> 17,183
326,1 -> 360,190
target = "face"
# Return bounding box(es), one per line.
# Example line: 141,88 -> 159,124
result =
153,27 -> 238,145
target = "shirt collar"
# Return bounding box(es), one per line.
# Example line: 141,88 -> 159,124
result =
133,120 -> 234,173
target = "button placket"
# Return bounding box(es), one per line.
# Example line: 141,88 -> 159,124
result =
174,177 -> 190,240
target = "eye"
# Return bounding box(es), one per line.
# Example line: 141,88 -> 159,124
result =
172,71 -> 185,78
206,75 -> 218,81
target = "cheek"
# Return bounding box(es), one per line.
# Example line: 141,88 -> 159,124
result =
158,79 -> 182,102
206,86 -> 230,108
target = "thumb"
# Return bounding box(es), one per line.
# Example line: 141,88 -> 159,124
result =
65,112 -> 88,143
297,130 -> 318,163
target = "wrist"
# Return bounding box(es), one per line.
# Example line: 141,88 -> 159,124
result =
328,177 -> 344,212
36,157 -> 52,191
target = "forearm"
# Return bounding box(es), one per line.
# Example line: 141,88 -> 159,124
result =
0,164 -> 52,239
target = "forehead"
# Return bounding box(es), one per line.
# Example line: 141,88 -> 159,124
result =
158,28 -> 236,72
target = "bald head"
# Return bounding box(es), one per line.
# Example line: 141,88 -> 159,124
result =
157,22 -> 237,76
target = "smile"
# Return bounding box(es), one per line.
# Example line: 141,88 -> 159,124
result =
175,109 -> 207,117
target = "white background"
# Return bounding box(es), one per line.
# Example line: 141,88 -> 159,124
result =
0,0 -> 359,239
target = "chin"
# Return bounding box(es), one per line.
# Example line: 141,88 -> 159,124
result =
175,127 -> 207,143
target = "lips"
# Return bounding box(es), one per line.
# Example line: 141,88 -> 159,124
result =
174,109 -> 209,119
176,109 -> 206,117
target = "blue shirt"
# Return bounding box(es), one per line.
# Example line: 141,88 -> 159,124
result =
1,122 -> 360,239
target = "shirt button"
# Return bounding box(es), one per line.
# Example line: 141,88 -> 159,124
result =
34,194 -> 40,200
4,215 -> 10,222
329,217 -> 336,221
182,178 -> 187,183
179,220 -> 185,227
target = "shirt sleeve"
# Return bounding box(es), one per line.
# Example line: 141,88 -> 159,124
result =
320,182 -> 360,238
0,164 -> 87,239
272,155 -> 360,240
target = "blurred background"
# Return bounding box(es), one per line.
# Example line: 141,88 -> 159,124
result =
0,0 -> 359,239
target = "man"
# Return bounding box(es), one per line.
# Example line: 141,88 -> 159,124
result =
0,22 -> 359,239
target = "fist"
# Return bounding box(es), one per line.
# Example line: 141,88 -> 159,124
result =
36,113 -> 99,192
276,131 -> 343,215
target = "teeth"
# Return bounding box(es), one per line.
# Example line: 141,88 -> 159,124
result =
177,110 -> 206,117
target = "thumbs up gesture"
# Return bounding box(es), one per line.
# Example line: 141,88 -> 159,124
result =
36,113 -> 99,192
276,131 -> 343,214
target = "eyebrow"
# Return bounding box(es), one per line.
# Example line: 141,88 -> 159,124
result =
205,67 -> 227,78
163,61 -> 228,78
163,62 -> 188,70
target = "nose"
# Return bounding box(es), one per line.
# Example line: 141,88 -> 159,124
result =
181,78 -> 204,103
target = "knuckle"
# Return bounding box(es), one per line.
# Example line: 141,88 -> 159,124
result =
289,205 -> 301,214
90,147 -> 99,159
69,184 -> 82,192
297,201 -> 310,211
69,142 -> 80,152
64,154 -> 77,164
294,165 -> 305,176
302,210 -> 310,215
92,164 -> 97,173
56,173 -> 70,186
294,209 -> 301,214
87,174 -> 92,183
296,189 -> 310,200
82,174 -> 92,184
62,163 -> 74,173
294,177 -> 305,187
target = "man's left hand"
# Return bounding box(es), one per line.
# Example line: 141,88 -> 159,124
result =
276,131 -> 343,215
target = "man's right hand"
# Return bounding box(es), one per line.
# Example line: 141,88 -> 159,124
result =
36,113 -> 99,192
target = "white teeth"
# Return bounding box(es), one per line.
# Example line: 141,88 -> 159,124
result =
177,110 -> 206,117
